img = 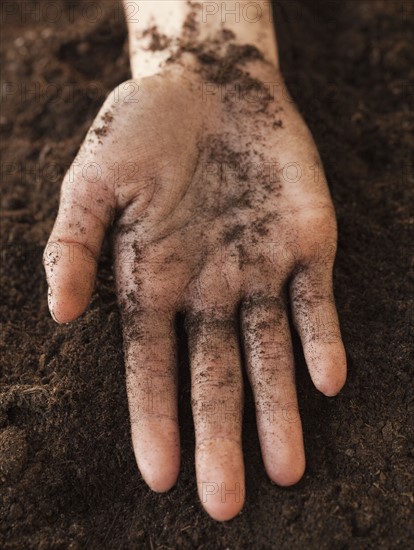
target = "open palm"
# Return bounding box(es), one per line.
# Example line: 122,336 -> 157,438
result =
44,60 -> 346,521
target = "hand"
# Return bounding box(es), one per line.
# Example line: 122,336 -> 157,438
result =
43,56 -> 346,521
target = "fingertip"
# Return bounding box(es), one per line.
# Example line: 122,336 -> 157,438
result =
270,468 -> 305,487
146,473 -> 178,494
266,450 -> 306,487
132,425 -> 180,494
137,453 -> 180,493
198,479 -> 245,522
316,378 -> 345,397
311,345 -> 347,397
45,247 -> 97,324
196,440 -> 245,521
47,287 -> 61,324
47,285 -> 91,324
202,495 -> 244,522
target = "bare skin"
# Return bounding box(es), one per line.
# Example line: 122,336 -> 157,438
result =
43,2 -> 346,521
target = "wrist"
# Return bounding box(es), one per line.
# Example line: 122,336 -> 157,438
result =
124,1 -> 279,79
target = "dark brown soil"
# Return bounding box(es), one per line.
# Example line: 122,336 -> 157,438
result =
1,1 -> 413,548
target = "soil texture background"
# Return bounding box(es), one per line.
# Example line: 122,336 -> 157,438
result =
1,1 -> 413,548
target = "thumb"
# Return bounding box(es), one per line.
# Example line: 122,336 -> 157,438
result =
43,150 -> 115,323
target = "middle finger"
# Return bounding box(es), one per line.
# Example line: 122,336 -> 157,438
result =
186,307 -> 245,521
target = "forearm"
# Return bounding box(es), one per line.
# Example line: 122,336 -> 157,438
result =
123,0 -> 279,78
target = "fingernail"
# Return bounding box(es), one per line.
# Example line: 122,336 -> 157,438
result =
47,287 -> 59,323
